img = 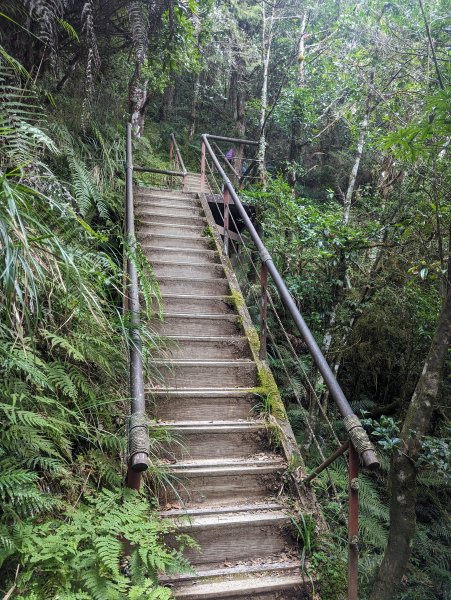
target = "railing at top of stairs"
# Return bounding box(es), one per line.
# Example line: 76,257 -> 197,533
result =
133,131 -> 188,191
200,132 -> 380,600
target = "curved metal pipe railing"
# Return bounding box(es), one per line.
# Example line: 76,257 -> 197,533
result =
201,132 -> 378,599
125,123 -> 150,489
201,133 -> 378,470
133,133 -> 187,191
170,132 -> 187,177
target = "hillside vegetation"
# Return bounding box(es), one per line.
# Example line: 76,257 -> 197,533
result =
0,1 -> 449,599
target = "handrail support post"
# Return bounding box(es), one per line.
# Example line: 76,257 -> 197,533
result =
260,261 -> 268,360
223,187 -> 230,256
348,442 -> 359,600
201,140 -> 206,192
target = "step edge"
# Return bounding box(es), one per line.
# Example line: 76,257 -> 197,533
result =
160,559 -> 301,584
145,248 -> 218,255
165,511 -> 290,529
161,502 -> 284,517
169,575 -> 304,598
158,313 -> 236,320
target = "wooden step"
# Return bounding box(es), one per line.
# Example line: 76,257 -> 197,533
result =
137,189 -> 198,201
139,233 -> 211,251
157,276 -> 230,295
151,388 -> 256,420
161,457 -> 286,507
137,210 -> 207,227
135,196 -> 203,214
164,503 -> 293,566
162,555 -> 302,584
154,314 -> 240,336
155,421 -> 268,460
138,221 -> 206,237
158,294 -> 232,315
169,572 -> 305,599
150,359 -> 257,388
145,248 -> 219,265
158,336 -> 251,360
151,261 -> 224,279
137,200 -> 202,214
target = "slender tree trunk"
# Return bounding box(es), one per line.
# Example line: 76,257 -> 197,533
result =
370,278 -> 451,600
129,72 -> 149,138
189,72 -> 201,140
234,92 -> 246,184
257,1 -> 275,185
159,83 -> 174,122
288,12 -> 309,185
128,1 -> 150,137
343,110 -> 369,224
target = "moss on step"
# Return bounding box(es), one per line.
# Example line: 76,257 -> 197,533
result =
266,418 -> 284,452
245,325 -> 261,355
201,225 -> 217,250
256,365 -> 285,420
287,452 -> 305,475
226,290 -> 246,311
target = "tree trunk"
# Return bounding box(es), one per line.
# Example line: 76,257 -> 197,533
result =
159,83 -> 175,122
189,72 -> 200,140
288,12 -> 309,185
128,1 -> 150,137
343,110 -> 369,224
257,1 -> 275,186
129,65 -> 149,138
369,279 -> 451,600
233,52 -> 246,184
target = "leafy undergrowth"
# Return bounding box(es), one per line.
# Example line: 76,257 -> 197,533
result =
6,489 -> 192,599
0,52 -> 184,597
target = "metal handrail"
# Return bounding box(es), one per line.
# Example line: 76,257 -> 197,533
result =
200,133 -> 378,470
125,123 -> 150,490
201,133 -> 378,599
206,134 -> 259,146
204,134 -> 261,189
133,134 -> 187,191
170,133 -> 187,175
134,166 -> 186,177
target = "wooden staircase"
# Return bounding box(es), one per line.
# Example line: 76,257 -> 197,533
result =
136,175 -> 313,599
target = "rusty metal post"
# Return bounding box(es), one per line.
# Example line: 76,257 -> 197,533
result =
259,261 -> 268,360
348,442 -> 359,600
126,468 -> 142,490
302,440 -> 349,484
201,140 -> 206,192
182,174 -> 186,192
223,186 -> 230,256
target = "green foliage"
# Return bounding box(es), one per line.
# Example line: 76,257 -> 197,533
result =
362,415 -> 402,452
0,47 -> 173,596
382,90 -> 451,162
3,489 -> 190,600
291,512 -> 316,563
311,544 -> 347,600
11,488 -> 191,598
417,429 -> 451,483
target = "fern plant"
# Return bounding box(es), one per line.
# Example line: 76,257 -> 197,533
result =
0,47 -> 179,597
12,488 -> 193,599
